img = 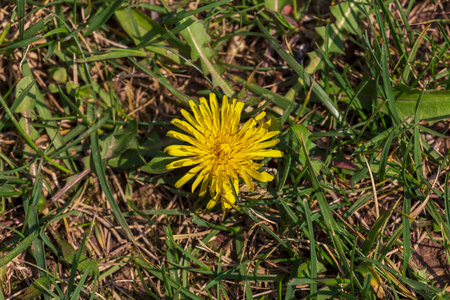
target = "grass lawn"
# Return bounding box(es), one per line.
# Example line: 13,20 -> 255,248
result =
1,0 -> 450,299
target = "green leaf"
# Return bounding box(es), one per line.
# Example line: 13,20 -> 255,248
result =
336,79 -> 450,123
114,8 -> 186,64
0,36 -> 43,51
389,84 -> 450,123
83,0 -> 125,37
330,1 -> 366,36
0,230 -> 39,269
50,67 -> 67,83
291,124 -> 315,165
20,276 -> 50,300
0,183 -> 21,197
100,120 -> 138,160
108,144 -> 147,169
22,59 -> 77,172
15,76 -> 36,116
316,25 -> 345,55
264,0 -> 291,12
306,0 -> 369,73
141,154 -> 179,174
51,230 -> 99,277
88,101 -> 136,244
361,210 -> 392,255
75,49 -> 148,63
18,117 -> 40,139
0,78 -> 34,132
296,259 -> 327,277
109,133 -> 163,169
179,16 -> 234,96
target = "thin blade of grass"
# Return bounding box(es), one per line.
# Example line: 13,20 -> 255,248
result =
235,228 -> 253,300
256,18 -> 343,123
22,60 -> 77,172
23,170 -> 47,278
0,230 -> 39,268
296,130 -> 350,275
83,0 -> 125,37
87,100 -> 135,244
302,197 -> 317,297
0,79 -> 35,132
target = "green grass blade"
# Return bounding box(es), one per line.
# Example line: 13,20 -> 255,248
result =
23,170 -> 47,278
87,100 -> 135,244
302,197 -> 317,297
68,261 -> 94,300
401,25 -> 430,85
0,79 -> 34,132
0,230 -> 39,268
22,59 -> 77,172
83,0 -> 125,37
255,18 -> 343,123
235,228 -> 253,300
381,44 -> 400,125
295,129 -> 350,275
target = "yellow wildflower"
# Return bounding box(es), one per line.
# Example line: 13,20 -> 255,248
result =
164,93 -> 283,211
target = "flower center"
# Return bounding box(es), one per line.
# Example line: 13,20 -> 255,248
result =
213,142 -> 231,161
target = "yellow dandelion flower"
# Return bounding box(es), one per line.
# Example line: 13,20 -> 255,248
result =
164,93 -> 283,211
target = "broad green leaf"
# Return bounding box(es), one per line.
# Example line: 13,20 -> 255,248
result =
296,259 -> 327,277
18,117 -> 40,139
330,1 -> 366,36
15,76 -> 40,141
306,0 -> 368,73
329,80 -> 450,123
114,8 -> 186,64
109,133 -> 163,169
83,0 -> 125,37
51,230 -> 99,277
389,84 -> 450,123
0,78 -> 34,132
100,120 -> 138,160
316,25 -> 345,55
0,183 -> 21,197
179,16 -> 234,96
20,276 -> 50,300
141,154 -> 179,174
361,210 -> 392,255
15,76 -> 36,116
0,230 -> 39,268
291,124 -> 315,165
50,67 -> 67,83
22,59 -> 77,172
264,0 -> 291,12
108,144 -> 147,169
